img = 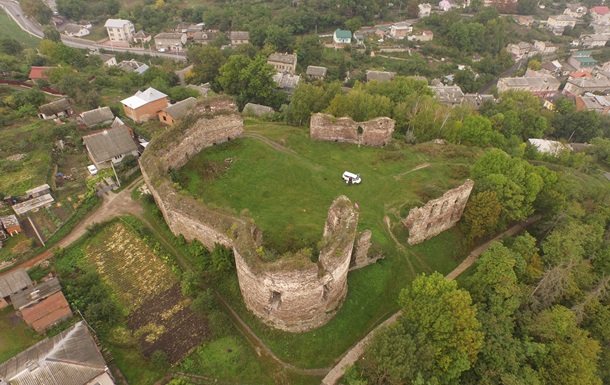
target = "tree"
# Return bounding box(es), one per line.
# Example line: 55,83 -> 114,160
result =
20,0 -> 52,24
462,190 -> 502,243
406,0 -> 420,18
43,26 -> 62,42
186,45 -> 226,85
528,59 -> 541,70
325,86 -> 393,122
452,115 -> 504,148
296,35 -> 323,69
0,39 -> 23,55
285,82 -> 340,126
363,272 -> 484,384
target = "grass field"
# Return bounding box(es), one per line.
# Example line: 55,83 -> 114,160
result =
0,307 -> 43,364
0,11 -> 41,48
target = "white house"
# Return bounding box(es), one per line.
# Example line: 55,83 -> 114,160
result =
439,0 -> 452,11
333,29 -> 352,46
104,19 -> 135,42
389,22 -> 413,39
154,33 -> 187,52
418,3 -> 432,18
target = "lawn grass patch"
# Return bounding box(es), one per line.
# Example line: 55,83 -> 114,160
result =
0,12 -> 41,48
0,307 -> 44,364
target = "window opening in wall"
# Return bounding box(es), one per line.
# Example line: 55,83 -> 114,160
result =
322,284 -> 330,301
425,222 -> 432,233
269,291 -> 282,310
429,204 -> 438,217
440,200 -> 449,214
357,126 -> 364,135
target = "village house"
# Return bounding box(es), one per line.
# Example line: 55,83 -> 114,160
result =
408,30 -> 434,42
389,22 -> 413,39
306,65 -> 328,80
11,277 -> 73,333
63,23 -> 90,37
37,98 -> 72,120
194,30 -> 218,45
375,26 -> 389,39
576,94 -> 610,113
28,66 -> 55,82
580,33 -> 609,48
83,125 -> 138,169
98,53 -> 117,66
430,84 -> 465,105
0,321 -> 115,385
564,4 -> 587,18
0,269 -> 32,309
418,3 -> 432,18
79,106 -> 114,127
528,138 -> 571,156
333,29 -> 352,46
133,30 -> 151,45
439,0 -> 452,11
154,32 -> 187,52
117,59 -> 149,74
563,75 -> 610,96
0,215 -> 21,236
506,42 -> 535,59
121,87 -> 168,122
591,6 -> 610,21
229,31 -> 249,45
534,40 -> 559,55
546,15 -> 578,34
268,52 -> 298,74
243,103 -> 274,116
514,15 -> 534,26
158,97 -> 198,126
497,75 -> 561,97
273,72 -> 300,94
104,19 -> 135,43
174,22 -> 203,39
568,51 -> 598,69
366,70 -> 396,82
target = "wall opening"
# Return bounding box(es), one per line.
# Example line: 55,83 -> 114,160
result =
357,126 -> 364,135
440,200 -> 449,214
269,291 -> 282,310
429,204 -> 438,217
322,284 -> 330,301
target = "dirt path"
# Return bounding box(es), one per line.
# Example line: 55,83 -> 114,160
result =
243,132 -> 298,156
1,177 -> 144,275
394,162 -> 430,180
321,216 -> 540,385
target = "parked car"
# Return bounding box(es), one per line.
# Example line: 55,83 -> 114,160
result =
342,171 -> 361,184
87,164 -> 98,175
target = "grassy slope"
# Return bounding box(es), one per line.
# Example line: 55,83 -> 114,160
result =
177,121 -> 475,367
0,12 -> 41,48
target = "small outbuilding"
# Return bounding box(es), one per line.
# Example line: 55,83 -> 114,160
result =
306,65 -> 328,80
0,215 -> 21,236
158,97 -> 198,126
0,269 -> 32,309
83,126 -> 138,169
38,98 -> 72,120
79,106 -> 115,127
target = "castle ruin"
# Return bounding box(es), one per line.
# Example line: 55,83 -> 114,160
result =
310,113 -> 395,147
139,98 -> 360,332
402,180 -> 474,245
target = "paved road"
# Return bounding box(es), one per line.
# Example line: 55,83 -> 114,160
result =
479,58 -> 526,94
0,0 -> 186,61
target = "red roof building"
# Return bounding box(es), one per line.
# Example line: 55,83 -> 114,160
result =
592,6 -> 610,15
28,66 -> 55,80
20,291 -> 72,333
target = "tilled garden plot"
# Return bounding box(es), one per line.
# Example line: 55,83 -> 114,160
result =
126,285 -> 209,363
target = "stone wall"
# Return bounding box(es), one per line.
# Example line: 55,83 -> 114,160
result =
140,99 -> 360,332
402,180 -> 474,245
310,113 -> 395,147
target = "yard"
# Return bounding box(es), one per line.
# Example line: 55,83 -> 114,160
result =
0,307 -> 43,364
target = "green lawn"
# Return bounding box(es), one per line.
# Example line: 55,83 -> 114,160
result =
0,11 -> 41,48
0,307 -> 44,364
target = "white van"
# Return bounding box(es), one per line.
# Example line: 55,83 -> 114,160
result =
87,165 -> 98,175
342,171 -> 361,184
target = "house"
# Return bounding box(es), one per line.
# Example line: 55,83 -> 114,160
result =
528,138 -> 571,156
79,106 -> 114,127
38,98 -> 72,120
229,31 -> 249,45
0,215 -> 21,236
497,75 -> 561,97
541,60 -> 563,76
0,269 -> 32,309
408,30 -> 434,42
28,66 -> 55,81
375,26 -> 389,39
514,15 -> 534,26
26,184 -> 51,198
306,65 -> 328,80
430,84 -> 465,105
268,52 -> 298,74
174,22 -> 203,39
133,30 -> 151,45
418,3 -> 432,18
576,94 -> 610,113
366,70 -> 396,82
104,19 -> 135,43
63,23 -> 90,37
273,72 -> 300,94
563,76 -> 610,96
546,15 -> 578,34
158,97 -> 198,126
463,94 -> 495,110
534,40 -> 559,54
389,22 -> 412,39
0,321 -> 115,385
117,59 -> 149,74
591,6 -> 610,21
193,30 -> 218,45
121,87 -> 168,122
564,4 -> 587,18
242,103 -> 274,116
580,33 -> 609,48
98,53 -> 117,66
506,42 -> 535,59
11,277 -> 73,333
83,126 -> 138,168
568,51 -> 598,69
154,32 -> 187,51
333,29 -> 352,46
439,0 -> 452,11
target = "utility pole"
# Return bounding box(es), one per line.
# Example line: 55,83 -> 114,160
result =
111,161 -> 120,187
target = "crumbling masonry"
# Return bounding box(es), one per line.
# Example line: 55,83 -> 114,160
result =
310,113 -> 395,147
139,98 -> 360,332
402,180 -> 474,245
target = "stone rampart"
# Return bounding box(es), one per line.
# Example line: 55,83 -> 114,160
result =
402,179 -> 474,245
310,113 -> 395,147
140,98 -> 360,332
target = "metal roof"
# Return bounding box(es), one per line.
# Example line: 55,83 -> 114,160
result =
12,194 -> 55,216
334,29 -> 352,39
0,269 -> 32,298
121,87 -> 167,109
0,321 -> 110,385
161,97 -> 197,120
80,106 -> 114,127
104,18 -> 132,28
83,126 -> 138,164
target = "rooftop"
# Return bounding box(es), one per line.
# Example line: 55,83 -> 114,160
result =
592,5 -> 610,15
20,291 -> 72,333
10,277 -> 62,310
268,52 -> 297,65
39,98 -> 70,115
28,66 -> 54,79
80,106 -> 114,127
104,18 -> 132,28
83,126 -> 138,164
0,215 -> 19,229
306,65 -> 328,77
121,87 -> 167,109
12,194 -> 55,216
154,32 -> 185,40
161,97 -> 198,120
366,70 -> 396,82
528,138 -> 570,156
229,31 -> 249,40
0,269 -> 32,298
334,29 -> 352,39
26,184 -> 50,197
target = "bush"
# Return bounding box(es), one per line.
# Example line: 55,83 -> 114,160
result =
151,350 -> 169,369
190,288 -> 215,315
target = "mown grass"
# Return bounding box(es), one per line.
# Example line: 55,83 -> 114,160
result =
0,12 -> 41,48
0,307 -> 44,364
